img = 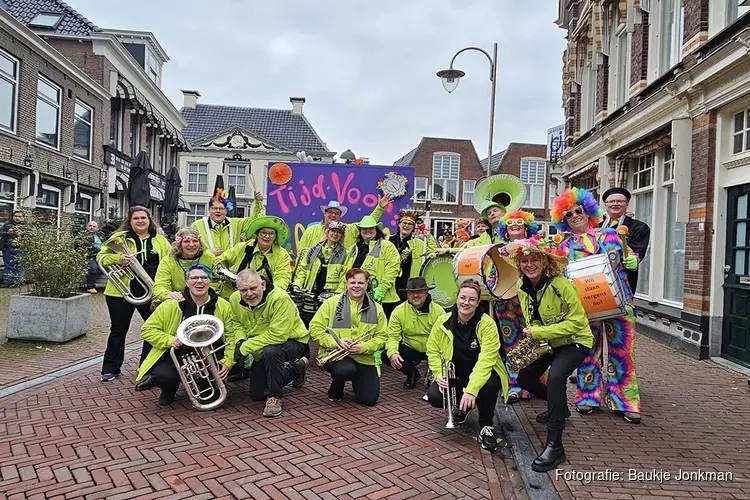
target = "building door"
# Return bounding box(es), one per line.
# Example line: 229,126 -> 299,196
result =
722,184 -> 750,367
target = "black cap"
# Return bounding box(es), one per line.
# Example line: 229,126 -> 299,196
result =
602,187 -> 631,202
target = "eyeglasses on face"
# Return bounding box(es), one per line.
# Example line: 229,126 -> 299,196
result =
606,199 -> 628,205
258,231 -> 276,238
564,207 -> 584,218
181,239 -> 200,244
187,276 -> 210,282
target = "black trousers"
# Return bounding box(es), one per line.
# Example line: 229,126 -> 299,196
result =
381,301 -> 399,319
102,295 -> 152,375
382,342 -> 427,376
517,343 -> 589,430
324,358 -> 380,406
150,345 -> 226,400
248,340 -> 309,400
427,370 -> 502,428
85,257 -> 99,289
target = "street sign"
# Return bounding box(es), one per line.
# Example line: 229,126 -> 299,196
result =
547,124 -> 564,162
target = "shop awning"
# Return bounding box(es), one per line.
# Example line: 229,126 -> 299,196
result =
150,184 -> 164,203
115,173 -> 129,192
178,197 -> 190,212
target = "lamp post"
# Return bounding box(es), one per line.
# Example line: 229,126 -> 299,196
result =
437,42 -> 498,179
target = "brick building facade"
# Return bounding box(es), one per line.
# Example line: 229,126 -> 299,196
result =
393,138 -> 551,237
0,9 -> 109,228
555,0 -> 750,368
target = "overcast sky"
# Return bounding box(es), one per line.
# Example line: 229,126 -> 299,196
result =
72,0 -> 566,165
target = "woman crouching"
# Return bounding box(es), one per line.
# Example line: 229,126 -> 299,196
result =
501,236 -> 593,471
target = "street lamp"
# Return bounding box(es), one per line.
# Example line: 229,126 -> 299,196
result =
436,43 -> 498,179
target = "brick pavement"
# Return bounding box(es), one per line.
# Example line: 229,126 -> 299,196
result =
0,346 -> 521,500
0,287 -> 143,389
512,335 -> 750,500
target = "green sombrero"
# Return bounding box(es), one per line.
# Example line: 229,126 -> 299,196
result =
245,215 -> 290,246
356,215 -> 384,230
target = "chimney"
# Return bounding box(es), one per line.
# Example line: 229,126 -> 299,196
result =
290,96 -> 306,115
181,90 -> 201,109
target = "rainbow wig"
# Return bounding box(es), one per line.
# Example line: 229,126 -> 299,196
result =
497,210 -> 540,241
209,188 -> 233,211
551,187 -> 603,232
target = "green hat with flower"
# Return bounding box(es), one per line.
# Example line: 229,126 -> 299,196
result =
356,215 -> 383,230
245,215 -> 289,246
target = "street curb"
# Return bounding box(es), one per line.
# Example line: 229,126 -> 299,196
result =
0,342 -> 140,399
495,402 -> 560,500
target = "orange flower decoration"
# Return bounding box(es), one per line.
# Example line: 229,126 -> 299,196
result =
269,163 -> 293,185
552,233 -> 563,244
616,225 -> 629,236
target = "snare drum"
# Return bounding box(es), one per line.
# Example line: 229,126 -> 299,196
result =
420,254 -> 458,309
453,244 -> 518,300
565,252 -> 628,321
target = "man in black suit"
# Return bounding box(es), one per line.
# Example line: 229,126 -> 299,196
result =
601,187 -> 651,294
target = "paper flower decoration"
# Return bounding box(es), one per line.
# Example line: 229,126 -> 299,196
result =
616,225 -> 629,236
377,172 -> 409,199
551,233 -> 563,244
269,163 -> 293,185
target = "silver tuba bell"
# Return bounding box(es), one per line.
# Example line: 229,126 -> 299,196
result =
170,314 -> 228,411
97,236 -> 154,305
212,262 -> 238,285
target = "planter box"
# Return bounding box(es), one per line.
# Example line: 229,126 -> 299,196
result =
7,293 -> 92,342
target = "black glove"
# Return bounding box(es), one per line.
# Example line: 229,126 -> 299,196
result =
234,339 -> 246,364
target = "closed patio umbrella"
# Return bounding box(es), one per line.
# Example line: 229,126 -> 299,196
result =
127,152 -> 152,208
227,186 -> 238,218
161,166 -> 181,240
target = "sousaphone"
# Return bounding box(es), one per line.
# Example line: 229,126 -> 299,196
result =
473,174 -> 527,215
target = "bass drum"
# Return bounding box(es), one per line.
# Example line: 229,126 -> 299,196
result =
454,243 -> 517,300
420,254 -> 458,309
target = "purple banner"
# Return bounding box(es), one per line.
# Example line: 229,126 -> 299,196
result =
265,162 -> 415,255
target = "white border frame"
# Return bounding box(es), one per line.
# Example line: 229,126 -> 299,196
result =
35,75 -> 62,150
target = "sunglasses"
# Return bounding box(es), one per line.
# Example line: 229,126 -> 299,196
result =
564,207 -> 584,218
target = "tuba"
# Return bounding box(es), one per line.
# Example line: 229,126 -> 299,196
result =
97,236 -> 154,305
473,174 -> 527,215
170,314 -> 229,411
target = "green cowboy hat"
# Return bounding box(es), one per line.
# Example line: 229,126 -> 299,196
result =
481,201 -> 507,219
356,215 -> 384,230
245,215 -> 290,245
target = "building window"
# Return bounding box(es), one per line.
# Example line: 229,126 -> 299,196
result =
36,76 -> 61,149
631,153 -> 655,296
146,126 -> 154,163
145,47 -> 162,87
227,164 -> 247,195
186,203 -> 206,225
0,175 -> 17,222
580,63 -> 597,132
732,109 -> 750,155
73,101 -> 93,161
462,180 -> 476,206
414,176 -> 428,201
130,113 -> 140,157
73,192 -> 93,229
432,154 -> 459,203
234,206 -> 246,217
29,12 -> 63,28
660,0 -> 685,71
728,0 -> 750,24
110,99 -> 123,150
520,159 -> 546,208
0,50 -> 19,133
431,219 -> 455,238
35,185 -> 61,228
662,147 -> 686,303
187,163 -> 208,193
611,13 -> 631,108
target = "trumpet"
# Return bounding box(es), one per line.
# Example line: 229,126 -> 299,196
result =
440,353 -> 459,429
316,326 -> 377,367
97,236 -> 154,305
170,314 -> 230,411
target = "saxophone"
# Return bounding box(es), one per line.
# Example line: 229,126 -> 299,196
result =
506,290 -> 569,372
400,246 -> 413,263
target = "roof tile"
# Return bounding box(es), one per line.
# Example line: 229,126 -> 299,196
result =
6,0 -> 99,36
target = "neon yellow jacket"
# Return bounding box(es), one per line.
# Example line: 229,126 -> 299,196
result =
292,242 -> 347,291
385,299 -> 444,357
298,204 -> 385,255
97,230 -> 171,298
137,293 -> 241,380
516,275 -> 594,349
309,294 -> 387,366
191,217 -> 246,253
230,287 -> 309,360
217,240 -> 292,294
426,310 -> 509,400
338,238 -> 401,303
392,236 -> 427,280
152,252 -> 218,301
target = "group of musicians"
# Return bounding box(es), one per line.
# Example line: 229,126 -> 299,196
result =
95,183 -> 649,474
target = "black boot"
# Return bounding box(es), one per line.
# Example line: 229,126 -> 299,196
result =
532,428 -> 565,472
535,407 -> 572,424
403,369 -> 421,389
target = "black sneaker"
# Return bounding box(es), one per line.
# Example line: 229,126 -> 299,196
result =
479,426 -> 498,452
292,357 -> 309,388
159,390 -> 176,406
100,373 -> 119,382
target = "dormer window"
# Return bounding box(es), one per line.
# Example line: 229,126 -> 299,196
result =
29,12 -> 63,29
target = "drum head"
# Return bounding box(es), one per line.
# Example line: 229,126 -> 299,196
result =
485,245 -> 518,299
420,254 -> 457,308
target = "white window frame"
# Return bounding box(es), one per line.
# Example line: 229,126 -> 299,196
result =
187,163 -> 208,193
520,158 -> 547,209
462,180 -> 476,206
145,46 -> 162,87
0,50 -> 19,134
431,218 -> 456,238
0,174 -> 17,222
608,16 -> 631,110
630,153 -> 655,299
36,184 -> 62,228
580,62 -> 597,133
35,76 -> 62,150
226,163 -> 248,196
660,146 -> 685,307
73,100 -> 94,162
186,203 -> 206,225
431,153 -> 460,205
413,176 -> 428,202
74,192 -> 94,220
711,0 -> 750,35
731,109 -> 750,156
648,0 -> 685,82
